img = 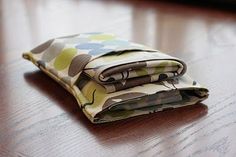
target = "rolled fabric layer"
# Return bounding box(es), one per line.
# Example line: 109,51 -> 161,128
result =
84,50 -> 187,93
23,32 -> 209,123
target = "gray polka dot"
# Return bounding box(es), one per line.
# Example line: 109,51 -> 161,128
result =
31,39 -> 54,54
68,54 -> 91,77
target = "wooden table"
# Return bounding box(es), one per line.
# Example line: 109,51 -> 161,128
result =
1,0 -> 236,156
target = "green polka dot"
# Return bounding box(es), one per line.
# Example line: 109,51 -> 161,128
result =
89,34 -> 115,41
54,48 -> 77,70
136,68 -> 148,76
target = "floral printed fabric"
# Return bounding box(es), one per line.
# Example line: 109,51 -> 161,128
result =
23,33 -> 209,123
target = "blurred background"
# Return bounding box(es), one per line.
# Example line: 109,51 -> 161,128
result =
1,0 -> 235,56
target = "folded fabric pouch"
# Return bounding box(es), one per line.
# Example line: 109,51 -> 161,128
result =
23,32 -> 209,123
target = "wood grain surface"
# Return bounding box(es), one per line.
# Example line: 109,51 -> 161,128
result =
0,0 -> 236,157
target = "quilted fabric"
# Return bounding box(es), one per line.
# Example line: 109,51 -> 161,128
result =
23,32 -> 209,123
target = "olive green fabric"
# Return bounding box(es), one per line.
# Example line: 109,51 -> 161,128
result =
23,32 -> 209,123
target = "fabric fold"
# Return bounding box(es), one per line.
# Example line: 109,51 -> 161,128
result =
84,50 -> 187,93
23,32 -> 209,123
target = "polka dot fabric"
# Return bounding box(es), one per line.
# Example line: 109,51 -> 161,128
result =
23,32 -> 209,123
23,32 -> 155,86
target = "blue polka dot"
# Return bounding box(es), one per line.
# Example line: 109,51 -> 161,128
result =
102,40 -> 129,46
76,43 -> 104,50
89,48 -> 113,55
